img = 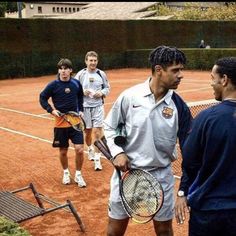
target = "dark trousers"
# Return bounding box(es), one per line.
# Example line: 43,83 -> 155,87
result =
189,208 -> 236,236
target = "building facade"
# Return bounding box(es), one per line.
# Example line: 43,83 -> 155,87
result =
6,2 -> 90,18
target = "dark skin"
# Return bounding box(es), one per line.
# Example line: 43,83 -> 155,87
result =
108,63 -> 184,236
174,64 -> 236,225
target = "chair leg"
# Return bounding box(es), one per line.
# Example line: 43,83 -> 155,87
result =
29,183 -> 44,209
67,200 -> 85,233
5,183 -> 85,232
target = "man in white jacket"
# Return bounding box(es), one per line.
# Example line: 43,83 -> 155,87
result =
75,51 -> 110,171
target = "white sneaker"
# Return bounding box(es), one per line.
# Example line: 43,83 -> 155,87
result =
74,174 -> 86,188
62,171 -> 71,185
94,157 -> 102,171
88,147 -> 95,161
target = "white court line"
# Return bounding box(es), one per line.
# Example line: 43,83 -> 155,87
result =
0,126 -> 179,176
0,126 -> 106,157
0,107 -> 53,120
0,126 -> 53,144
1,98 -> 215,172
0,105 -> 115,117
38,112 -> 51,116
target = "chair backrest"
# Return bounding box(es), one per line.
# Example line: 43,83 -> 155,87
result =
0,183 -> 85,232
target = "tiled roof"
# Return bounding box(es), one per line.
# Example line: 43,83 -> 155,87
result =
56,2 -> 158,20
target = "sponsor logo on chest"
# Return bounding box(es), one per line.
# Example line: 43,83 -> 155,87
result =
162,106 -> 173,119
65,88 -> 71,93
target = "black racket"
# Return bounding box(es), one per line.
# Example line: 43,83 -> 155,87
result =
94,137 -> 164,224
59,111 -> 86,131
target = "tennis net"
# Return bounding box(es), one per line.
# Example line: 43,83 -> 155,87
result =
173,99 -> 220,179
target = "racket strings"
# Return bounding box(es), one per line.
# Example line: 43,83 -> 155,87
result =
127,182 -> 156,214
122,170 -> 163,217
65,114 -> 81,125
65,114 -> 85,131
121,200 -> 154,224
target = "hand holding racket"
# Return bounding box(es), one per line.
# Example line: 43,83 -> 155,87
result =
58,111 -> 86,132
94,137 -> 164,224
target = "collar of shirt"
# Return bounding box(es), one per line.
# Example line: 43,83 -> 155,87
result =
142,78 -> 173,106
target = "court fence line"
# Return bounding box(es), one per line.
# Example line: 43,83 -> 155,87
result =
173,99 -> 220,179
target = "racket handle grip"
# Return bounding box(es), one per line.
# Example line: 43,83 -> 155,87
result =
94,140 -> 114,161
100,136 -> 112,155
57,111 -> 63,116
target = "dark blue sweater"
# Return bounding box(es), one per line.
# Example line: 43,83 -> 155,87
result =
39,76 -> 84,114
180,100 -> 236,210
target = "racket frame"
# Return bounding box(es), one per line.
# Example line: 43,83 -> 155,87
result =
94,138 -> 164,224
59,111 -> 86,131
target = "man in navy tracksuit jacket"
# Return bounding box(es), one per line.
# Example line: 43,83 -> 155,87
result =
39,58 -> 87,188
175,57 -> 236,236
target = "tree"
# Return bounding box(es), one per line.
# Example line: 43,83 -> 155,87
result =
150,2 -> 236,20
0,2 -> 18,17
0,2 -> 6,17
6,2 -> 18,12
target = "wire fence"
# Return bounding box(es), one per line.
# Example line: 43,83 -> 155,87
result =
173,99 -> 220,179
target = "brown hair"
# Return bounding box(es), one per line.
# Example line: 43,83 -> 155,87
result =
57,58 -> 73,69
85,51 -> 98,61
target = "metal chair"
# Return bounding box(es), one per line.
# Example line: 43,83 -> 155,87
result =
0,183 -> 85,232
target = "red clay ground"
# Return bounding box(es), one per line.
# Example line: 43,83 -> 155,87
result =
0,68 -> 213,236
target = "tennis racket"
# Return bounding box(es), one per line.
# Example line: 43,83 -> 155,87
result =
94,138 -> 164,224
58,111 -> 86,131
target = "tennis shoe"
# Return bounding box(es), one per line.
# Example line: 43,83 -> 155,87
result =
94,157 -> 102,171
88,147 -> 95,161
74,174 -> 87,188
62,171 -> 71,185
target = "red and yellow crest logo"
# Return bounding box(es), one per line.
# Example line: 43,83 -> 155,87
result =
65,88 -> 71,93
162,106 -> 173,119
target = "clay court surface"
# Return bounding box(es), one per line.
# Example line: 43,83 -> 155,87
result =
0,68 -> 213,236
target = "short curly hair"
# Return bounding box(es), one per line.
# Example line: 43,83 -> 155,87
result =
215,57 -> 236,86
149,45 -> 186,74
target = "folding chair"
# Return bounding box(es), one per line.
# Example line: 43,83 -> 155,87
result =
0,183 -> 85,232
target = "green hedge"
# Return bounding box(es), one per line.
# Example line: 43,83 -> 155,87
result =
1,18 -> 236,79
0,216 -> 31,236
126,48 -> 236,70
0,51 -> 126,79
1,48 -> 236,79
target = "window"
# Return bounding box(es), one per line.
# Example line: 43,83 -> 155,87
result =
38,6 -> 42,13
73,8 -> 76,12
52,7 -> 55,13
61,7 -> 64,13
77,8 -> 80,11
57,7 -> 59,12
65,7 -> 67,13
69,7 -> 71,13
